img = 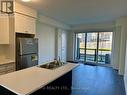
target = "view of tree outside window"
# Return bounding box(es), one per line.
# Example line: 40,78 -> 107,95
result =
75,32 -> 112,64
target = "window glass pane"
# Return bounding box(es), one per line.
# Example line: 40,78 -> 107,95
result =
98,32 -> 112,64
75,33 -> 85,61
86,33 -> 98,62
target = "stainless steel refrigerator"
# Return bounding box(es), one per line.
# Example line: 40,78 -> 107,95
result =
16,38 -> 38,70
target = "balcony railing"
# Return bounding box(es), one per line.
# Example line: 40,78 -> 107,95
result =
77,48 -> 111,64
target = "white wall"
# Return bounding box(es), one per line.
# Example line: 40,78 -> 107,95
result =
36,13 -> 69,64
111,27 -> 121,70
61,30 -> 67,62
67,31 -> 75,61
114,17 -> 127,75
55,29 -> 62,60
55,29 -> 67,62
71,22 -> 114,31
36,21 -> 56,64
38,14 -> 70,30
116,17 -> 127,95
36,21 -> 68,64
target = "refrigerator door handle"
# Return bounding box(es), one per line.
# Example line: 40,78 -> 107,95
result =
31,55 -> 38,61
19,41 -> 23,56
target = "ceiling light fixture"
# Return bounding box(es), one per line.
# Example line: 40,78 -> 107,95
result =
22,0 -> 31,2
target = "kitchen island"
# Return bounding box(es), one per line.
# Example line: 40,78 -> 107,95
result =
0,62 -> 79,95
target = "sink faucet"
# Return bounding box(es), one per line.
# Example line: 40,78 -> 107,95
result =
58,56 -> 63,65
58,56 -> 60,62
54,56 -> 61,65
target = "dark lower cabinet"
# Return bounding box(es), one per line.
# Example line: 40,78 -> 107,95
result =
31,71 -> 72,95
0,86 -> 17,95
0,71 -> 72,95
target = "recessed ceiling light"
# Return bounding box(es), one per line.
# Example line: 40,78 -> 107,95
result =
22,0 -> 31,2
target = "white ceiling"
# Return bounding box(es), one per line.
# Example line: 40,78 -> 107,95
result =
16,0 -> 127,26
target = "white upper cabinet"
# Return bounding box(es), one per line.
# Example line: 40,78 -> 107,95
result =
14,2 -> 37,34
15,13 -> 36,34
0,15 -> 9,44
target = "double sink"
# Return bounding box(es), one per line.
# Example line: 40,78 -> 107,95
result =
37,61 -> 67,70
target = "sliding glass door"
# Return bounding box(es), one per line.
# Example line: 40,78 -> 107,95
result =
98,32 -> 112,64
86,33 -> 98,63
75,32 -> 112,64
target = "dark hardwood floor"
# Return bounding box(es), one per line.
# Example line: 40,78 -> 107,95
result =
71,63 -> 126,95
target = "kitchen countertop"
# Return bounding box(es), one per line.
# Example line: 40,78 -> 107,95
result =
0,63 -> 79,95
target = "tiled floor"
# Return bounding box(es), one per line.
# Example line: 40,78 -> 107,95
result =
71,63 -> 126,95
